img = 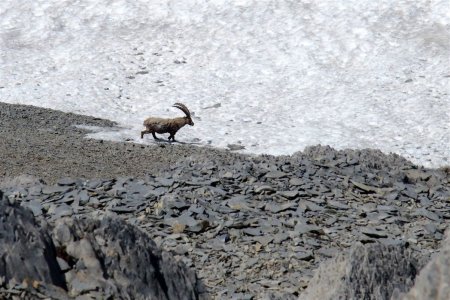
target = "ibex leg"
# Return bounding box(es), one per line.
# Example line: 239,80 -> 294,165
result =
141,130 -> 150,139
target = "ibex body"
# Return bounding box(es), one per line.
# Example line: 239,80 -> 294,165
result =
141,103 -> 194,142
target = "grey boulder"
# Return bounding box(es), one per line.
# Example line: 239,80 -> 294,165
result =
300,243 -> 423,300
0,195 -> 203,299
400,230 -> 450,300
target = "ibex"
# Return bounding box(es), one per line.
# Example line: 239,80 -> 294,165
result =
141,103 -> 194,142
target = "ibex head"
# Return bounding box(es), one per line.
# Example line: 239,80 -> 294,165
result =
173,102 -> 194,126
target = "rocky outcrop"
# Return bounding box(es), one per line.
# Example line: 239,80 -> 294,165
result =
299,243 -> 424,300
400,230 -> 450,300
51,216 -> 201,300
0,196 -> 67,299
0,197 -> 202,299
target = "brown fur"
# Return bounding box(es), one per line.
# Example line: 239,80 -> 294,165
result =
141,103 -> 194,141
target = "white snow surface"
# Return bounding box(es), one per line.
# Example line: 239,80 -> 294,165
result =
1,0 -> 449,168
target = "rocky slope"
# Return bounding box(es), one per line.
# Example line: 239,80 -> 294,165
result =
0,102 -> 449,299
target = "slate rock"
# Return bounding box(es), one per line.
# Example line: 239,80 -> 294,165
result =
160,194 -> 190,210
326,200 -> 350,210
278,191 -> 299,199
254,185 -> 275,194
273,232 -> 290,244
68,272 -> 104,296
188,204 -> 205,215
0,196 -> 203,299
298,200 -> 324,212
377,205 -> 398,215
316,248 -> 338,258
56,257 -> 71,272
226,195 -> 252,211
57,178 -> 77,186
28,184 -> 43,196
265,202 -> 296,213
0,198 -> 66,290
85,179 -> 108,190
361,227 -> 388,239
254,235 -> 274,246
21,199 -> 43,217
351,180 -> 379,193
400,230 -> 450,300
419,196 -> 432,207
379,238 -> 407,247
424,223 -> 438,235
155,177 -> 175,187
296,251 -> 314,261
412,208 -> 441,222
243,227 -> 263,236
187,220 -> 210,233
52,216 -> 202,299
265,171 -> 288,179
300,243 -> 424,300
110,206 -> 136,213
289,177 -> 304,186
77,189 -> 90,205
42,185 -> 72,195
294,222 -> 325,235
404,169 -> 431,183
145,186 -> 168,198
53,203 -> 73,218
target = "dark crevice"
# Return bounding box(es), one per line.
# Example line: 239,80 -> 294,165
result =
149,252 -> 169,299
44,238 -> 68,291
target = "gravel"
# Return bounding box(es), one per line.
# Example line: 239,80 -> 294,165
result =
0,102 -> 246,183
